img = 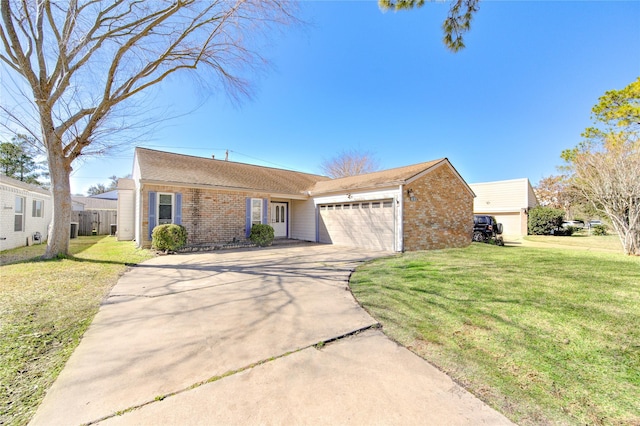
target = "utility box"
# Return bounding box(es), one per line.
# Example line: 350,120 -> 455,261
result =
70,222 -> 79,239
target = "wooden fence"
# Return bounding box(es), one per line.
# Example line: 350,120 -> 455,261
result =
71,210 -> 117,236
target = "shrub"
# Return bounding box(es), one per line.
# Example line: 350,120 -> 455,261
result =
591,224 -> 608,236
528,206 -> 565,235
249,224 -> 274,247
552,226 -> 575,236
152,224 -> 187,252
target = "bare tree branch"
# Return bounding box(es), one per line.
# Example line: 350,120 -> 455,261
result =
0,0 -> 298,258
320,149 -> 380,178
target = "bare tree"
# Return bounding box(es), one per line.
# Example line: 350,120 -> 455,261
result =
320,149 -> 380,178
561,78 -> 640,255
0,0 -> 296,258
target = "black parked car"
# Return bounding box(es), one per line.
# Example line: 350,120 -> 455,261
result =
473,215 -> 504,246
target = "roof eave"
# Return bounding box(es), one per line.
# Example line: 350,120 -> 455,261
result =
139,179 -> 310,200
310,182 -> 402,197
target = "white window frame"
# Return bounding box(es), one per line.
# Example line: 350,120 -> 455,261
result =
157,193 -> 174,225
32,199 -> 44,218
251,198 -> 263,226
15,196 -> 25,232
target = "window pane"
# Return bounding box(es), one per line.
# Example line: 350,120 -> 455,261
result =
32,200 -> 43,217
15,196 -> 23,213
276,206 -> 279,222
159,194 -> 172,205
14,197 -> 24,231
251,199 -> 262,223
159,204 -> 172,220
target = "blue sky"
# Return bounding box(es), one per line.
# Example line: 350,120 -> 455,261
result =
69,0 -> 640,195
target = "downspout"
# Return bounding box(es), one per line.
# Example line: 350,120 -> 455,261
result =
398,184 -> 404,252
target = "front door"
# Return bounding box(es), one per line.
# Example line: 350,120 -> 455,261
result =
271,202 -> 287,238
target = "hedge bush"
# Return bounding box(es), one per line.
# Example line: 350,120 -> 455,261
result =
249,224 -> 274,247
528,206 -> 565,235
591,224 -> 608,236
152,224 -> 188,252
552,226 -> 575,236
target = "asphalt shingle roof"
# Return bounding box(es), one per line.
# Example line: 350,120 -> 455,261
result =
310,159 -> 446,194
0,174 -> 50,196
135,148 -> 449,196
135,148 -> 330,195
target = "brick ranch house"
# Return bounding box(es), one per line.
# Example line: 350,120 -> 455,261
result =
117,147 -> 475,252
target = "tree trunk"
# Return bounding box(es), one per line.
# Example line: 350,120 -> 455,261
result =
44,143 -> 72,259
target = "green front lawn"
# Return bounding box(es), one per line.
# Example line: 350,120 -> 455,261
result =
0,237 -> 154,426
524,233 -> 624,252
350,244 -> 640,425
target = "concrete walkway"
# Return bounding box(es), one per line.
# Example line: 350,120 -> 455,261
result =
30,244 -> 512,425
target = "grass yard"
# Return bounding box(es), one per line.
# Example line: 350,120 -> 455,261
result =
0,237 -> 154,426
524,233 -> 624,252
350,243 -> 640,425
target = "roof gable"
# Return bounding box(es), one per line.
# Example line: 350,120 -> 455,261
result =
311,158 -> 468,195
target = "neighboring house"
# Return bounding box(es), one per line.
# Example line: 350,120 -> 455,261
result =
0,174 -> 52,251
71,196 -> 118,211
71,195 -> 118,236
90,190 -> 118,200
118,148 -> 475,252
469,178 -> 538,238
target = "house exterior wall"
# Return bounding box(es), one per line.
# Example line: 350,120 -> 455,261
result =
290,199 -> 316,242
403,164 -> 473,251
138,184 -> 272,248
0,178 -> 52,251
470,178 -> 539,237
471,178 -> 531,212
313,187 -> 401,251
117,179 -> 135,241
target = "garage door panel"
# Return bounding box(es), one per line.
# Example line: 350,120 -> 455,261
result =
319,201 -> 394,251
493,213 -> 523,237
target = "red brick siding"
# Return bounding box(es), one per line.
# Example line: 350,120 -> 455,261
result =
403,165 -> 473,251
141,185 -> 269,247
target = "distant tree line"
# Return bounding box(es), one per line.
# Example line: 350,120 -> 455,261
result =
0,134 -> 48,187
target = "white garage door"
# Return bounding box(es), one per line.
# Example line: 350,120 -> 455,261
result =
318,200 -> 395,251
493,212 -> 524,237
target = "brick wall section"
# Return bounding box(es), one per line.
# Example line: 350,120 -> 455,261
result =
403,165 -> 473,251
141,184 -> 269,248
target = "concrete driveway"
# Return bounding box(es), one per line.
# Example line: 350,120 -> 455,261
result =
30,243 -> 512,425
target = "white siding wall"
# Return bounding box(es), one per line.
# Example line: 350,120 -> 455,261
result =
132,156 -> 142,246
471,178 -> 532,213
470,178 -> 539,238
0,180 -> 52,251
527,183 -> 538,209
290,199 -> 316,241
117,181 -> 135,241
